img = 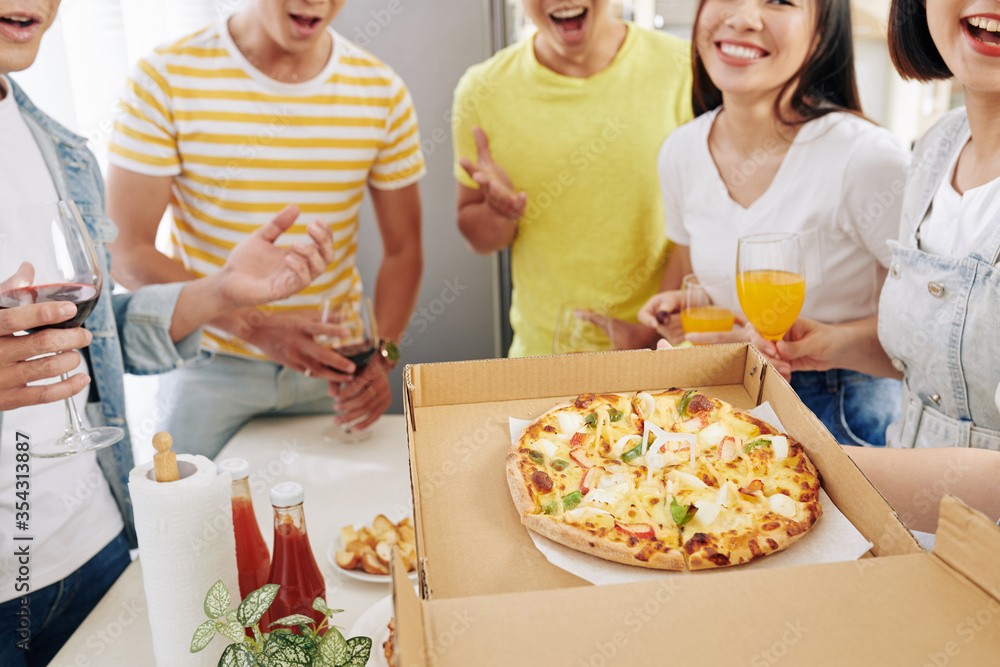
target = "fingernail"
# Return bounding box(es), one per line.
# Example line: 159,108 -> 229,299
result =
59,303 -> 76,317
82,375 -> 91,385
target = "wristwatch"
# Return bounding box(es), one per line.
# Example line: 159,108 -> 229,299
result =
378,339 -> 400,369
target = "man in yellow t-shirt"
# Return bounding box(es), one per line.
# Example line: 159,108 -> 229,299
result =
107,1 -> 424,457
453,0 -> 692,358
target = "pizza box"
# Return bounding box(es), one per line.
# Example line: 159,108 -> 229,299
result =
395,344 -> 1000,665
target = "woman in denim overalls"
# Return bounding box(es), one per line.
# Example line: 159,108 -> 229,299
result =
752,0 -> 1000,455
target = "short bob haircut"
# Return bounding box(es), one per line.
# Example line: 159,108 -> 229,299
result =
690,0 -> 862,124
887,0 -> 952,80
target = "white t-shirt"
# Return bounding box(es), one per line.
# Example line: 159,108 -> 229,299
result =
919,128 -> 1000,258
660,109 -> 908,323
0,76 -> 123,604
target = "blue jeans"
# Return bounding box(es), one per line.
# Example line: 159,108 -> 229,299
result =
156,354 -> 334,459
790,370 -> 902,447
0,532 -> 129,667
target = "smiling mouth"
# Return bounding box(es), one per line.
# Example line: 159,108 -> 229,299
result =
0,15 -> 39,29
717,42 -> 768,60
550,6 -> 587,33
966,16 -> 1000,46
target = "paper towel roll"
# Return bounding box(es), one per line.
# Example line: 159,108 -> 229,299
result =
129,455 -> 240,667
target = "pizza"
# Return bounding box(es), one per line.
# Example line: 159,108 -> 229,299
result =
506,389 -> 822,570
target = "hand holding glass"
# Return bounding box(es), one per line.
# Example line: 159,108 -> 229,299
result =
553,304 -> 615,354
315,295 -> 376,443
0,201 -> 125,457
736,233 -> 806,341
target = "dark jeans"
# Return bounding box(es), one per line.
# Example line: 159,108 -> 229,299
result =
791,370 -> 902,447
0,531 -> 129,667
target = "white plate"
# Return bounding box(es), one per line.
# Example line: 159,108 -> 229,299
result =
348,594 -> 393,667
326,539 -> 419,584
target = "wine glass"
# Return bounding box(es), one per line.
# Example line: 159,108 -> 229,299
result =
736,233 -> 806,342
553,303 -> 615,354
0,200 -> 125,458
315,294 -> 377,443
680,272 -> 736,340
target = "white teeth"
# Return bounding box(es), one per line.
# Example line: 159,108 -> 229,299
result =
968,16 -> 1000,32
4,15 -> 32,23
720,43 -> 765,60
551,7 -> 586,19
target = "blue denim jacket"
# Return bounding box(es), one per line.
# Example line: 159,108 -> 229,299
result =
0,80 -> 206,548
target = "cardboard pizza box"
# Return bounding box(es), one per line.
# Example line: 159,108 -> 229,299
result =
389,495 -> 1000,665
396,344 -> 1000,664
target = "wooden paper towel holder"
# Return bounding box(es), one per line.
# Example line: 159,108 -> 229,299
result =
152,431 -> 179,483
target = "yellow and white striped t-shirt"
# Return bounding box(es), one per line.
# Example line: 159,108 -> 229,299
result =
108,21 -> 425,359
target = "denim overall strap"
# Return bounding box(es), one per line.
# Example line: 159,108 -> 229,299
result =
879,111 -> 1000,452
11,80 -> 138,546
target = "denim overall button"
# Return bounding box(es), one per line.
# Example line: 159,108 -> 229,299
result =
891,358 -> 906,372
890,264 -> 901,279
927,394 -> 941,404
927,281 -> 945,297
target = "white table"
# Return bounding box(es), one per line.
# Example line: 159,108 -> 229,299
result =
50,414 -> 412,667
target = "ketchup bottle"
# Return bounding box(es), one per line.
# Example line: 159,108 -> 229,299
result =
219,458 -> 271,600
261,482 -> 326,633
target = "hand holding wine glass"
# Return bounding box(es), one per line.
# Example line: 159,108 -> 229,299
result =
314,295 -> 386,442
0,201 -> 124,456
736,233 -> 806,343
553,304 -> 616,354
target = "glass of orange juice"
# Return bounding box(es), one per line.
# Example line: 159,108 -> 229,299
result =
680,272 -> 736,338
736,233 -> 806,341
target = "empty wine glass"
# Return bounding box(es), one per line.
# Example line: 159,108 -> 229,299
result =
553,303 -> 615,354
0,200 -> 125,458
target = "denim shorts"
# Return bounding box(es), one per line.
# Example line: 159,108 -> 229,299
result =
0,531 -> 129,667
790,370 -> 902,447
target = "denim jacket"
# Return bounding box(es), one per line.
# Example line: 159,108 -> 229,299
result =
1,80 -> 206,548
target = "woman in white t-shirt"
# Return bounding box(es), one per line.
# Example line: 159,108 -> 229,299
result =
638,0 -> 907,447
750,0 -> 1000,454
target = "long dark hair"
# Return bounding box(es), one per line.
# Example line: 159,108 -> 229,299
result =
690,0 -> 863,125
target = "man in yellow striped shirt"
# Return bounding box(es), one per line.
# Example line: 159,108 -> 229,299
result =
107,0 -> 424,458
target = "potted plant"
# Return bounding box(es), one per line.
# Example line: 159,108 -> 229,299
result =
190,580 -> 372,667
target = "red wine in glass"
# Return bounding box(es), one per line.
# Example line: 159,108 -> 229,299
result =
327,342 -> 375,374
0,283 -> 100,331
0,200 -> 125,458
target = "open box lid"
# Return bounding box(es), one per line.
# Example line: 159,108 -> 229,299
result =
392,496 -> 1000,666
402,345 -> 920,600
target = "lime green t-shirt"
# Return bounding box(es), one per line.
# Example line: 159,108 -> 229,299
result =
452,24 -> 693,358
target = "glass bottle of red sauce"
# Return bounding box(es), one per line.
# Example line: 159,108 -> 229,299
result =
218,458 -> 270,600
261,482 -> 326,633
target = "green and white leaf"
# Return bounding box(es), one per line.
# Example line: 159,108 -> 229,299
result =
237,584 -> 280,627
217,619 -> 246,644
190,619 -> 216,653
269,614 -> 315,628
318,627 -> 349,666
261,633 -> 311,665
312,597 -> 330,616
204,580 -> 231,619
345,636 -> 373,666
220,643 -> 256,667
